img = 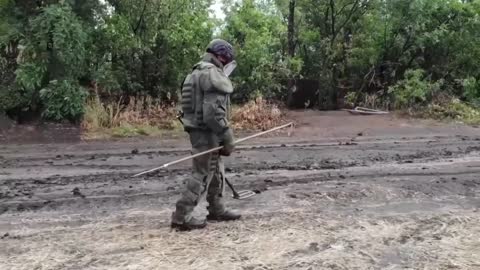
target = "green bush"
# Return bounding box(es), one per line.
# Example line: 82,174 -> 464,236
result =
2,0 -> 480,124
39,80 -> 87,122
425,98 -> 480,125
0,53 -> 27,112
389,69 -> 443,109
223,0 -> 289,102
0,84 -> 27,112
14,4 -> 88,120
463,77 -> 480,106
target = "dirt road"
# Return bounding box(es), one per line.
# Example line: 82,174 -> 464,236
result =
1,111 -> 479,269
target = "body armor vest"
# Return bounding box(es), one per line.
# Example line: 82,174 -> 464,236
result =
179,62 -> 215,131
179,56 -> 232,132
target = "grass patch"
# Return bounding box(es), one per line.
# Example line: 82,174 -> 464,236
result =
422,98 -> 480,125
345,91 -> 480,126
110,125 -> 165,138
344,92 -> 391,111
82,96 -> 287,139
232,97 -> 285,131
81,96 -> 181,139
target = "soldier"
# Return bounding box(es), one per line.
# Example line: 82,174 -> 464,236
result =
171,39 -> 241,231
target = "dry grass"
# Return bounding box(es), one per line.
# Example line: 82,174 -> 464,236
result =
81,96 -> 181,139
2,160 -> 480,269
232,97 -> 285,131
422,97 -> 480,125
344,92 -> 391,111
82,96 -> 286,139
2,203 -> 479,270
345,91 -> 480,126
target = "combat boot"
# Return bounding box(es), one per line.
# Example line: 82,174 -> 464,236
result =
207,210 -> 242,222
171,217 -> 207,231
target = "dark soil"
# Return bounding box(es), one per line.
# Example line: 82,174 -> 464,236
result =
1,111 -> 479,269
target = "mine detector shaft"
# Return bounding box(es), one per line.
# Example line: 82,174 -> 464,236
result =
132,122 -> 295,199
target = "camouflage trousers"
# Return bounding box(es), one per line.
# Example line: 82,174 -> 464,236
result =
172,130 -> 226,224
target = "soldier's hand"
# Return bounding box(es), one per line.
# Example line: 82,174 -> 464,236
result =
219,147 -> 232,156
219,128 -> 235,156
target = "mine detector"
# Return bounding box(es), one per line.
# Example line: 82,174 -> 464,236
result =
132,123 -> 295,200
133,61 -> 296,199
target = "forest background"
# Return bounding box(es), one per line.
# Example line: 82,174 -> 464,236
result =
1,0 -> 479,137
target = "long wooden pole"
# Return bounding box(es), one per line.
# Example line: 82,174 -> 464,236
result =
132,122 -> 294,177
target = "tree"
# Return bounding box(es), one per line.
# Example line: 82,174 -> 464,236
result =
95,0 -> 214,100
1,0 -> 480,121
16,4 -> 89,121
287,0 -> 296,58
223,0 -> 292,101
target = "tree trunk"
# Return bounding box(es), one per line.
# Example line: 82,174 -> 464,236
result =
286,0 -> 296,108
287,0 -> 296,57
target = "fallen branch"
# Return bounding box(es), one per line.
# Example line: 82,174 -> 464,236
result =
342,107 -> 389,115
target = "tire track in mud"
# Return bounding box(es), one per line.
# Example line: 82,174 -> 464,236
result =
0,136 -> 479,215
1,155 -> 479,216
1,135 -> 478,165
1,137 -> 478,175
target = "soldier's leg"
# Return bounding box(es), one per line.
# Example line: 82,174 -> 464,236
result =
206,154 -> 225,215
206,156 -> 241,221
171,131 -> 214,229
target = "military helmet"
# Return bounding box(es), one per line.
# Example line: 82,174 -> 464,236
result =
206,39 -> 234,64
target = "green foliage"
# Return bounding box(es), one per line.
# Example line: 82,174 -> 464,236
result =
389,69 -> 443,109
0,84 -> 26,112
15,62 -> 47,94
111,125 -> 163,138
13,4 -> 89,120
223,0 -> 289,101
40,79 -> 87,121
425,99 -> 480,125
1,0 -> 480,125
288,0 -> 480,110
0,0 -> 18,45
0,48 -> 26,111
17,4 -> 88,82
463,77 -> 480,106
93,0 -> 214,99
344,92 -> 356,108
2,0 -> 214,121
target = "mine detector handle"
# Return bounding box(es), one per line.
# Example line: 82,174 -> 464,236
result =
132,122 -> 294,178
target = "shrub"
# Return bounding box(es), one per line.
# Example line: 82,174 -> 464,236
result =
39,80 -> 87,122
15,4 -> 88,121
81,96 -> 180,138
388,69 -> 443,109
0,84 -> 27,112
463,77 -> 480,106
344,91 -> 392,111
424,98 -> 480,125
231,97 -> 284,130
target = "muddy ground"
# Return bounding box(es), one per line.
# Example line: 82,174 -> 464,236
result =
1,111 -> 479,270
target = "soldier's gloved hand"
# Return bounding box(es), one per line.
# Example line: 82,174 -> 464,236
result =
219,128 -> 235,156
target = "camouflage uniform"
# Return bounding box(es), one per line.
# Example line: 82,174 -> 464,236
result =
172,47 -> 239,229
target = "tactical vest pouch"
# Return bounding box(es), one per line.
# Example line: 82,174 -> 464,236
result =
181,74 -> 195,114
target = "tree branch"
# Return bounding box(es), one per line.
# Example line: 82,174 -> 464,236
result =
336,2 -> 351,17
334,0 -> 360,43
330,0 -> 336,42
288,0 -> 296,57
133,0 -> 148,34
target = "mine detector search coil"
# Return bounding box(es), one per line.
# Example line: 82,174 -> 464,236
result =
132,122 -> 295,199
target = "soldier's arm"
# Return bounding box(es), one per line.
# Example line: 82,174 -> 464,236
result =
201,67 -> 233,134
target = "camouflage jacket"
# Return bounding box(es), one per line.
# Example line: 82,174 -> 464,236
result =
179,53 -> 233,134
